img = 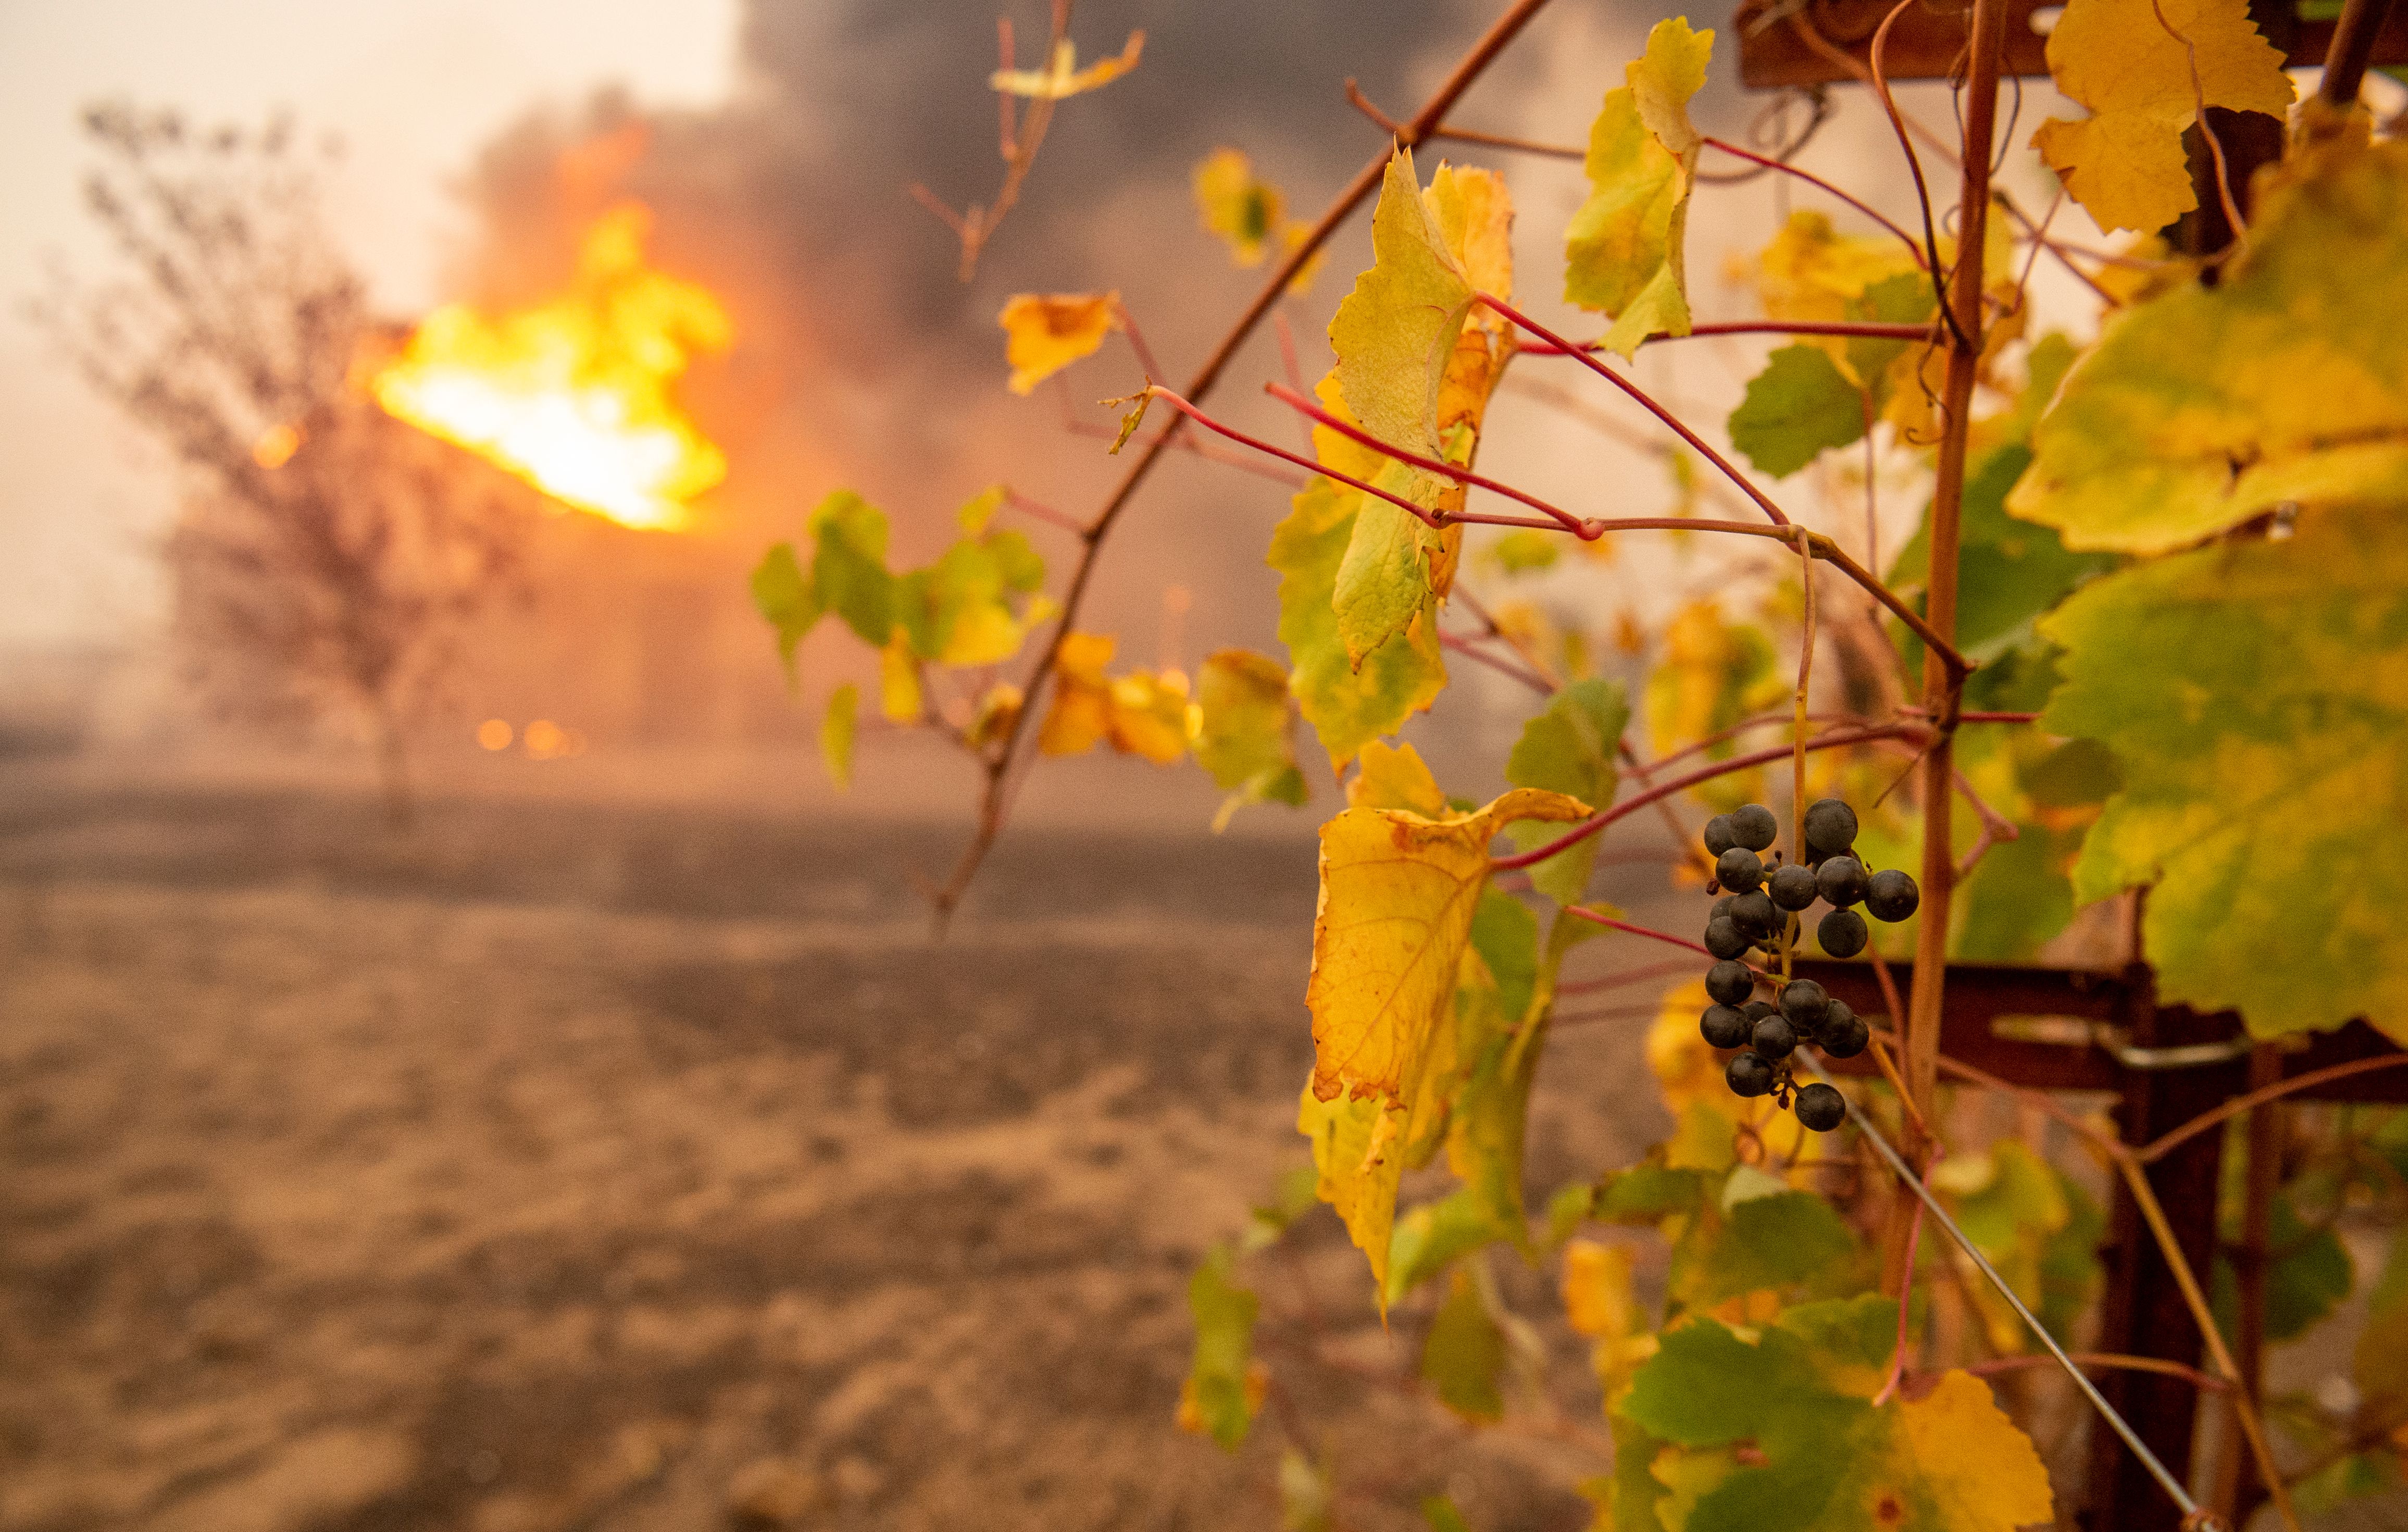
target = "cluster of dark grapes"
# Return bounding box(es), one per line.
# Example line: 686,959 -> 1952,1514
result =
1692,799 -> 1919,1133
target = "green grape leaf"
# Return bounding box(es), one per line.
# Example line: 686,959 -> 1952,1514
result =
1196,649 -> 1307,829
2355,1226 -> 2408,1425
804,490 -> 895,646
1297,1085 -> 1408,1297
1421,1496 -> 1475,1532
752,541 -> 819,682
1422,1265 -> 1509,1421
1178,1242 -> 1262,1451
1270,467 -> 1448,768
1565,17 -> 1713,357
1935,1141 -> 2102,1355
2010,136 -> 2408,553
1244,1165 -> 1322,1254
2040,504 -> 2408,1041
1503,678 -> 1627,904
2213,1186 -> 2354,1343
1388,1187 -> 1509,1304
1333,455 -> 1442,665
1280,1450 -> 1337,1532
819,682 -> 858,791
1729,344 -> 1867,479
1618,1299 -> 2053,1532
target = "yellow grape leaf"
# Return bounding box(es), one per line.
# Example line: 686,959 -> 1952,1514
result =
2032,0 -> 2291,234
1307,787 -> 1591,1107
998,292 -> 1122,395
1196,649 -> 1308,827
1329,148 -> 1475,507
820,682 -> 858,790
1298,1082 -> 1408,1296
1831,1371 -> 2057,1532
955,483 -> 1007,534
1039,630 -> 1118,755
989,31 -> 1145,99
1106,669 -> 1195,764
879,631 -> 922,722
1564,17 -> 1713,358
1278,222 -> 1328,297
2010,136 -> 2408,553
1643,600 -> 1786,812
1563,1238 -> 1655,1391
1348,739 -> 1448,815
1193,147 -> 1284,267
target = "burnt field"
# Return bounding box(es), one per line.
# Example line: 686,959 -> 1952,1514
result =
0,767 -> 1671,1532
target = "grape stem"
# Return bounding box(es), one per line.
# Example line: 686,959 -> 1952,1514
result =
1494,726 -> 1919,871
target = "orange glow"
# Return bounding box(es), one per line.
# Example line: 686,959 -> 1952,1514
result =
252,422 -> 302,469
476,719 -> 513,751
371,203 -> 731,531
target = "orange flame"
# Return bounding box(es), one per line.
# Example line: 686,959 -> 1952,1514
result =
371,203 -> 730,531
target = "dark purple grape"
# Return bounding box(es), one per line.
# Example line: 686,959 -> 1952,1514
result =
1705,960 -> 1755,1006
1726,1051 -> 1776,1098
1779,979 -> 1830,1031
1715,847 -> 1764,893
1703,815 -> 1738,858
1728,890 -> 1777,940
1816,856 -> 1868,908
1704,917 -> 1751,961
1769,862 -> 1819,911
1817,908 -> 1869,958
1701,1004 -> 1751,1049
1819,1007 -> 1868,1058
1802,798 -> 1859,858
1866,868 -> 1921,922
1751,1013 -> 1797,1061
1727,804 -> 1779,852
1794,1082 -> 1847,1131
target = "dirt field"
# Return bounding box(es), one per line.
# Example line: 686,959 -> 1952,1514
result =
0,764 -> 1673,1532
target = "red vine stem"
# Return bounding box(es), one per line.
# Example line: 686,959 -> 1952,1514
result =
1261,381 -> 1590,533
1519,319 -> 1934,353
1561,907 -> 1718,961
1701,136 -> 1929,267
1494,726 -> 1918,870
1471,291 -> 1791,528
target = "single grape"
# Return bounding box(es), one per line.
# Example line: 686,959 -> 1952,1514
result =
1703,916 -> 1751,961
1725,1051 -> 1776,1098
1817,908 -> 1869,958
1815,855 -> 1868,908
1820,1007 -> 1869,1058
1802,798 -> 1859,858
1728,804 -> 1779,852
1712,894 -> 1735,921
1705,960 -> 1755,1006
1780,978 -> 1830,1031
1728,890 -> 1777,940
1742,1000 -> 1777,1022
1794,1082 -> 1847,1131
1701,1004 -> 1751,1050
1715,847 -> 1764,893
1769,862 -> 1819,911
1703,815 -> 1738,858
1865,868 -> 1922,922
1751,1013 -> 1797,1061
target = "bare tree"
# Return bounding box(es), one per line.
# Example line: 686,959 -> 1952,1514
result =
34,103 -> 529,826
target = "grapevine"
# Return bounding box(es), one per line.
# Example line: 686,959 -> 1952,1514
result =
753,1 -> 2408,1527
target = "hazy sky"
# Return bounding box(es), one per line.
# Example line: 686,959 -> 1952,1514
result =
0,1 -> 740,646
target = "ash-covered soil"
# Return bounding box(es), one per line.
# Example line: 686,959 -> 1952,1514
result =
0,773 -> 1671,1532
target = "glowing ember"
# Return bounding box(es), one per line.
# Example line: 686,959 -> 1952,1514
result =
371,203 -> 730,531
